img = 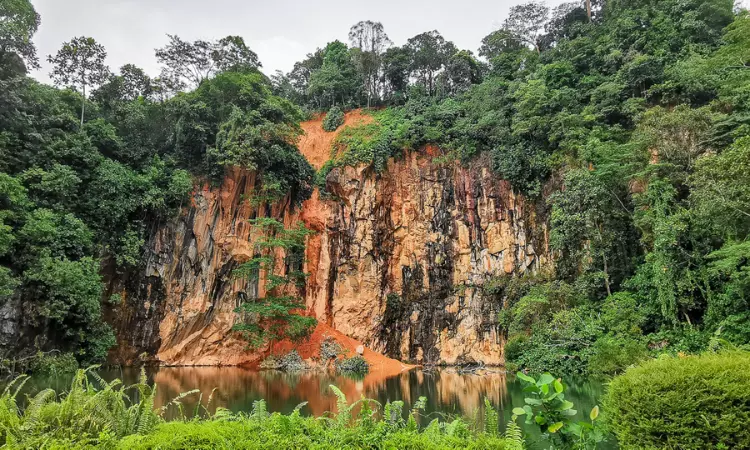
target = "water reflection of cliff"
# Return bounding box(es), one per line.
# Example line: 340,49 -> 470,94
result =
152,367 -> 510,420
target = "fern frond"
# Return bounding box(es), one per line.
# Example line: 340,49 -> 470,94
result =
483,398 -> 499,436
250,399 -> 268,421
4,374 -> 29,398
328,385 -> 351,427
504,418 -> 525,450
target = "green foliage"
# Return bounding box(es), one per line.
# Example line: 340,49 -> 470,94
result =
233,219 -> 316,348
322,105 -> 344,132
47,36 -> 111,128
334,355 -> 369,375
28,352 -> 78,377
513,372 -> 604,449
120,409 -> 513,450
604,351 -> 750,450
1,27 -> 310,362
0,0 -> 41,73
0,367 -> 164,448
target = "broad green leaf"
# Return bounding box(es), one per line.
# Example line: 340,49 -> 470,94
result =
523,405 -> 533,416
525,398 -> 543,406
516,372 -> 535,384
559,400 -> 575,411
553,379 -> 564,393
568,422 -> 582,435
540,384 -> 549,395
561,409 -> 578,416
535,415 -> 547,425
548,422 -> 564,433
590,405 -> 600,421
537,373 -> 555,386
512,407 -> 527,416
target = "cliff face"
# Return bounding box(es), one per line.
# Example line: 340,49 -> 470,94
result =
109,113 -> 549,366
301,153 -> 547,365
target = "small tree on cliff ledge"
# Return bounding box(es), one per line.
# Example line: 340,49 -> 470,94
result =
232,217 -> 316,348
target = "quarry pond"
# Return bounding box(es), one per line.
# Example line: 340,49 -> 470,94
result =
22,366 -> 613,449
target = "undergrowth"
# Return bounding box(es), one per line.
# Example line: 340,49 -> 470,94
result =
0,368 -> 520,449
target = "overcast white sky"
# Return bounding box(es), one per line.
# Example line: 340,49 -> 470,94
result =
29,0 -> 575,84
29,0 -> 750,85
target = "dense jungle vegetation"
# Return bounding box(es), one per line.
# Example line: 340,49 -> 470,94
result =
272,0 -> 750,376
0,0 -> 314,369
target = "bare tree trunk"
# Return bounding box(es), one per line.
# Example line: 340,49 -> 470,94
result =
80,83 -> 86,129
586,0 -> 592,21
603,255 -> 612,297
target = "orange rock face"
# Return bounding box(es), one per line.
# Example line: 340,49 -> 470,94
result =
108,113 -> 549,367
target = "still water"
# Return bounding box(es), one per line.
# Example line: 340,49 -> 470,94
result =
23,366 -> 613,449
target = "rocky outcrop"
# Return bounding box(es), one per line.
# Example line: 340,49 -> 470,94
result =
107,168 -> 299,366
109,114 -> 549,367
301,152 -> 548,365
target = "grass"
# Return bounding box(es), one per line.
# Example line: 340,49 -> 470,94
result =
0,367 -> 522,450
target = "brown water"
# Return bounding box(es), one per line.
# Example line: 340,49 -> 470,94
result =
23,366 -> 614,449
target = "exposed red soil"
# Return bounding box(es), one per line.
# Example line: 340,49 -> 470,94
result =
298,110 -> 374,170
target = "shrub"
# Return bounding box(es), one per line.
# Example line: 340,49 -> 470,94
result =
259,350 -> 308,371
320,338 -> 343,361
604,351 -> 750,449
502,334 -> 528,363
29,352 -> 79,377
322,106 -> 345,132
335,355 -> 369,375
587,335 -> 648,377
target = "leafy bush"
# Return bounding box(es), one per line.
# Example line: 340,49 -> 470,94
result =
335,355 -> 369,375
259,350 -> 308,371
29,352 -> 78,377
588,335 -> 648,377
513,372 -> 604,449
502,334 -> 528,364
319,338 -> 343,361
322,106 -> 345,132
604,351 -> 750,449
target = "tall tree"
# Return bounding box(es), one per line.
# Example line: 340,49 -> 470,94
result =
93,64 -> 152,106
405,30 -> 457,96
214,35 -> 262,72
155,34 -> 261,91
348,20 -> 392,107
0,0 -> 41,74
308,41 -> 358,108
478,29 -> 525,60
48,37 -> 110,128
440,50 -> 485,95
381,46 -> 411,101
503,1 -> 550,54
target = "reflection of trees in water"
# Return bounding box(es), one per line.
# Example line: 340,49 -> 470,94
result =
149,367 -> 513,420
131,367 -> 602,430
